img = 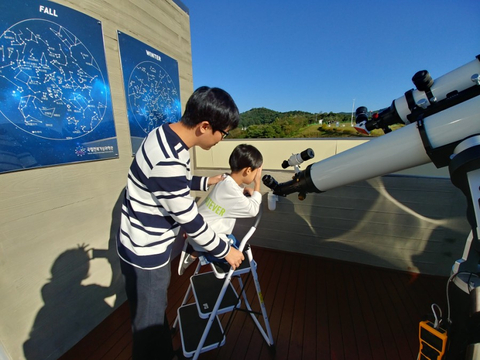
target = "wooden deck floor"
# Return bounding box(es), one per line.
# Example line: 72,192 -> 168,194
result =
59,246 -> 448,360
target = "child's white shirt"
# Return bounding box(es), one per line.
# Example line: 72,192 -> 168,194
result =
198,175 -> 262,245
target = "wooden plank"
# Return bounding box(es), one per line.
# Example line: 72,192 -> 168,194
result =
343,264 -> 369,359
325,259 -> 346,360
59,302 -> 130,359
380,270 -> 421,357
315,257 -> 331,360
301,256 -> 318,359
288,255 -> 307,359
243,247 -> 278,360
373,269 -> 414,359
223,248 -> 270,359
95,327 -> 132,359
362,266 -> 401,360
272,254 -> 299,360
286,254 -> 305,360
258,251 -> 287,359
90,324 -> 130,359
351,266 -> 386,360
59,248 -> 451,360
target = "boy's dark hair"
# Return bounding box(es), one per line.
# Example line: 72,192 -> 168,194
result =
181,86 -> 240,133
229,144 -> 263,172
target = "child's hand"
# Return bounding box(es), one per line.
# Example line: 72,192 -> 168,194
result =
253,165 -> 263,192
208,174 -> 226,186
254,165 -> 263,184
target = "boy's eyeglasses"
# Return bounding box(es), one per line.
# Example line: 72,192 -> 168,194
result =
219,129 -> 229,139
208,122 -> 229,139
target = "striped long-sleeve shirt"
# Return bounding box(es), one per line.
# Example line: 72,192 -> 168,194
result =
117,124 -> 229,269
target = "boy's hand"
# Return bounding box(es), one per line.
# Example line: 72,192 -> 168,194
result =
254,165 -> 263,183
253,165 -> 263,192
224,247 -> 244,270
208,174 -> 226,186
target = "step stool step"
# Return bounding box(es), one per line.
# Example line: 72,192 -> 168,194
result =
177,303 -> 225,357
191,271 -> 240,318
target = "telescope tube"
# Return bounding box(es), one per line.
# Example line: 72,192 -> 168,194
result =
309,95 -> 480,192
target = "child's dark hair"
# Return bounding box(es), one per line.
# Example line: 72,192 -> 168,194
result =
229,144 -> 263,172
181,86 -> 240,133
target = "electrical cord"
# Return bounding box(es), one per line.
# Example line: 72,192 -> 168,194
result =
446,271 -> 479,326
431,303 -> 443,329
417,271 -> 479,360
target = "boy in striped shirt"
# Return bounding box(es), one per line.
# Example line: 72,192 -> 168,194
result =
117,87 -> 244,359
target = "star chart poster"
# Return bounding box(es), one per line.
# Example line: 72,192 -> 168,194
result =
0,1 -> 118,174
118,31 -> 181,154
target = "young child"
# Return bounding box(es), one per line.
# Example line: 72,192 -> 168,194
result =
178,143 -> 263,275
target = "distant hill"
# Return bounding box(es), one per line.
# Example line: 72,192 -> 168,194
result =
232,107 -> 394,138
229,107 -> 364,139
240,108 -> 281,127
240,107 -> 319,128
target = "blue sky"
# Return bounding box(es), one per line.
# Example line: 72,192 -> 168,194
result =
180,0 -> 480,114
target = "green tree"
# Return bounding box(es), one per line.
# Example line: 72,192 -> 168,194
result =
231,107 -> 374,139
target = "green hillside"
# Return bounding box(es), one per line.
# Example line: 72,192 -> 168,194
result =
230,107 -> 389,139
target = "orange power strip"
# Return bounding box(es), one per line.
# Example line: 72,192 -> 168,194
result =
418,320 -> 448,360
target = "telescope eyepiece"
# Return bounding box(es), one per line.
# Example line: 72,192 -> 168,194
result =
412,70 -> 434,92
355,106 -> 369,124
300,148 -> 315,161
282,148 -> 315,168
262,174 -> 279,190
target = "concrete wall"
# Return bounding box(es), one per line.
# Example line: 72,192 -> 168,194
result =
0,1 -> 192,359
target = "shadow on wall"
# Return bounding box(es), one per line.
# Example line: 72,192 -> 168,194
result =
248,176 -> 468,276
23,189 -> 126,360
242,193 -> 405,271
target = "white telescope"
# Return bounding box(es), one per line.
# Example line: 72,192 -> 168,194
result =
263,54 -> 480,360
263,55 -> 480,196
310,94 -> 479,192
